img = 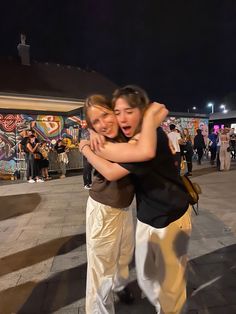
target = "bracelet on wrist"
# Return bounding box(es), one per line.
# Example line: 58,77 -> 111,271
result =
80,143 -> 90,153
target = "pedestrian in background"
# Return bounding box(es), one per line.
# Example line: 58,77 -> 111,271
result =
194,129 -> 206,165
83,156 -> 93,189
219,128 -> 231,171
19,129 -> 39,180
80,123 -> 93,189
26,135 -> 43,183
180,128 -> 194,176
208,129 -> 217,165
39,141 -> 51,180
230,132 -> 236,160
168,124 -> 181,174
55,139 -> 68,178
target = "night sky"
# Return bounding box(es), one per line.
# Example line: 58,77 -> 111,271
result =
1,0 -> 236,112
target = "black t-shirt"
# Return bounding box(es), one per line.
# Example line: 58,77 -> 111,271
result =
55,144 -> 66,154
20,136 -> 39,153
119,127 -> 189,228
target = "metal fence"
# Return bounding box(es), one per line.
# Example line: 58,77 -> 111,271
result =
15,149 -> 83,180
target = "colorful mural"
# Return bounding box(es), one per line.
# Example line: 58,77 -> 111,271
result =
162,116 -> 209,142
0,111 -> 84,175
0,112 -> 209,176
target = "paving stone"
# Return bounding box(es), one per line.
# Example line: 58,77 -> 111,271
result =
17,259 -> 54,285
0,239 -> 38,258
51,308 -> 80,314
60,226 -> 84,237
0,164 -> 235,313
188,286 -> 228,308
18,228 -> 62,241
188,238 -> 230,259
0,272 -> 21,292
0,281 -> 47,314
51,251 -> 87,272
42,268 -> 86,312
51,299 -> 85,313
196,305 -> 236,314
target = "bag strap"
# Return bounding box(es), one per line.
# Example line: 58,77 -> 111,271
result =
192,203 -> 199,216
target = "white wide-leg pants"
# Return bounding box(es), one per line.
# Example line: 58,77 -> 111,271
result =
86,196 -> 134,314
135,207 -> 192,314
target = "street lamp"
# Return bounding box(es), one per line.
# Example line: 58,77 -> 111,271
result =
207,102 -> 214,113
187,106 -> 197,113
220,104 -> 228,114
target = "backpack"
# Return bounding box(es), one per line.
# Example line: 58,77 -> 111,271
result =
181,175 -> 202,215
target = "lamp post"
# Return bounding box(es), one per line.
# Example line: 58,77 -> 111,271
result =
220,104 -> 228,114
187,106 -> 197,113
207,102 -> 214,113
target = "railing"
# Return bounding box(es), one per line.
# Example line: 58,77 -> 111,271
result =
48,149 -> 83,171
14,149 -> 84,180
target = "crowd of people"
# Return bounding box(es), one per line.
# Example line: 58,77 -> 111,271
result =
19,130 -> 69,183
166,124 -> 235,176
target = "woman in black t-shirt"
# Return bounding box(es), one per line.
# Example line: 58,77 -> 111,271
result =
26,135 -> 44,183
80,86 -> 191,314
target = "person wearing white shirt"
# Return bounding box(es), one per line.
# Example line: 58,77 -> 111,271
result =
168,124 -> 182,173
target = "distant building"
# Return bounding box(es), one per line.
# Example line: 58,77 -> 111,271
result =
0,57 -> 118,176
209,111 -> 236,132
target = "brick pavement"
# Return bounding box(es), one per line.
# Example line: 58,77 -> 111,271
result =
0,160 -> 235,314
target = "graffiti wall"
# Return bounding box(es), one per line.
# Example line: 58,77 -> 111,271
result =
0,112 -> 209,176
162,116 -> 209,141
0,111 -> 84,175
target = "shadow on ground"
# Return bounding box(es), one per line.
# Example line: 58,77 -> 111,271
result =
187,244 -> 236,313
0,193 -> 41,221
0,263 -> 87,314
0,233 -> 86,276
193,160 -> 236,178
1,243 -> 235,313
192,166 -> 218,178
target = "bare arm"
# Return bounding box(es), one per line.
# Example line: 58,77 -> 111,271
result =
18,143 -> 22,153
89,129 -> 106,151
93,103 -> 168,162
81,145 -> 129,181
168,139 -> 176,155
26,143 -> 39,153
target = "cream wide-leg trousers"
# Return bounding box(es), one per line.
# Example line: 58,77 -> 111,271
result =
86,196 -> 134,314
219,142 -> 231,170
135,207 -> 192,314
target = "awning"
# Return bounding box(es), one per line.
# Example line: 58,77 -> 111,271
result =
0,94 -> 84,113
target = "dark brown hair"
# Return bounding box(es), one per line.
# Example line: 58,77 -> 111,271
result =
112,85 -> 150,111
112,85 -> 150,135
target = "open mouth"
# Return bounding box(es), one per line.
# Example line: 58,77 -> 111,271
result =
121,126 -> 132,135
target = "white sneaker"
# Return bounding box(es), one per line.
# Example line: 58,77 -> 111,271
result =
84,184 -> 91,190
28,179 -> 35,183
36,178 -> 44,183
